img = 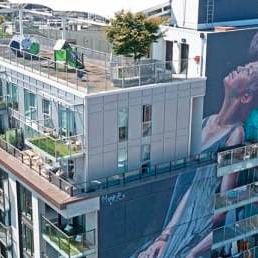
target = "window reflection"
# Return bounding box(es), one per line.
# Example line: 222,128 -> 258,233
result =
142,105 -> 152,137
118,107 -> 128,142
118,148 -> 128,173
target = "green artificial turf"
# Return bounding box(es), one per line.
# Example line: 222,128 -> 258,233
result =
30,136 -> 74,157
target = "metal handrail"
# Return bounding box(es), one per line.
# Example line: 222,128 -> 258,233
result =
71,151 -> 216,196
218,142 -> 258,168
213,213 -> 258,246
0,42 -> 200,94
215,182 -> 258,211
41,215 -> 96,256
0,44 -> 88,91
42,216 -> 95,239
0,137 -> 74,196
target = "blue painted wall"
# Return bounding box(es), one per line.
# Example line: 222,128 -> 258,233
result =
198,0 -> 258,24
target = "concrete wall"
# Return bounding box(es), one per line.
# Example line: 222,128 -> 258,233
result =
86,79 -> 206,180
152,27 -> 207,78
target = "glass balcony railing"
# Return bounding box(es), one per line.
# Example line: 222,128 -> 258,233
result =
0,221 -> 11,247
72,151 -> 216,195
218,143 -> 258,168
215,183 -> 258,211
41,216 -> 95,258
213,214 -> 258,247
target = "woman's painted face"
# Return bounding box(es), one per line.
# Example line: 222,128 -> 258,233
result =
223,66 -> 253,93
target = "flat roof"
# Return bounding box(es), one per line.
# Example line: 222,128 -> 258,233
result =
0,41 -> 197,96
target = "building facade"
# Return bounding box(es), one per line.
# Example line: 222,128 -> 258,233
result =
1,0 -> 258,258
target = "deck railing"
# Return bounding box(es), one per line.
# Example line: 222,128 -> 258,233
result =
213,214 -> 258,247
0,42 -> 200,94
217,143 -> 258,168
0,137 -> 74,196
41,216 -> 95,258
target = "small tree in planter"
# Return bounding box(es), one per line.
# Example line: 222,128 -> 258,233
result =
106,11 -> 164,61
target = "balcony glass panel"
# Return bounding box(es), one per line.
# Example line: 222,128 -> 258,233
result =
24,90 -> 37,120
218,144 -> 258,168
215,183 -> 258,211
6,83 -> 18,110
41,216 -> 95,258
213,214 -> 258,246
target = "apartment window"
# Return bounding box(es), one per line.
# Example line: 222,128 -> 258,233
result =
142,105 -> 152,137
141,144 -> 151,174
24,90 -> 37,120
20,185 -> 32,221
7,83 -> 18,110
180,43 -> 189,74
141,144 -> 151,162
42,99 -> 53,129
59,106 -> 76,137
118,148 -> 128,173
165,41 -> 173,70
118,108 -> 128,142
42,98 -> 50,115
22,223 -> 34,257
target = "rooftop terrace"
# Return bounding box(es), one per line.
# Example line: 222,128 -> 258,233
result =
0,35 -> 199,95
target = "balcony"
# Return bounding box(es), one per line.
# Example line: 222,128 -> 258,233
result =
41,216 -> 95,258
10,109 -> 84,159
28,134 -> 83,159
215,183 -> 258,213
0,222 -> 11,248
0,135 -> 75,196
213,214 -> 258,249
217,143 -> 258,177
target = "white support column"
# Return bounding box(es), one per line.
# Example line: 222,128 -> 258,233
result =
8,175 -> 20,258
19,9 -> 23,37
32,194 -> 44,258
86,211 -> 98,258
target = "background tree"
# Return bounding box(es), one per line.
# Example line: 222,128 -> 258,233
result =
106,11 -> 164,61
0,16 -> 5,25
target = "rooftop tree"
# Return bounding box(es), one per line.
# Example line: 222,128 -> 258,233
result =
106,11 -> 164,61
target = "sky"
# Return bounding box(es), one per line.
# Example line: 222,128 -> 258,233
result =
9,0 -> 166,17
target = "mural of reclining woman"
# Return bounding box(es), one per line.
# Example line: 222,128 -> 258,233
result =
134,62 -> 258,258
